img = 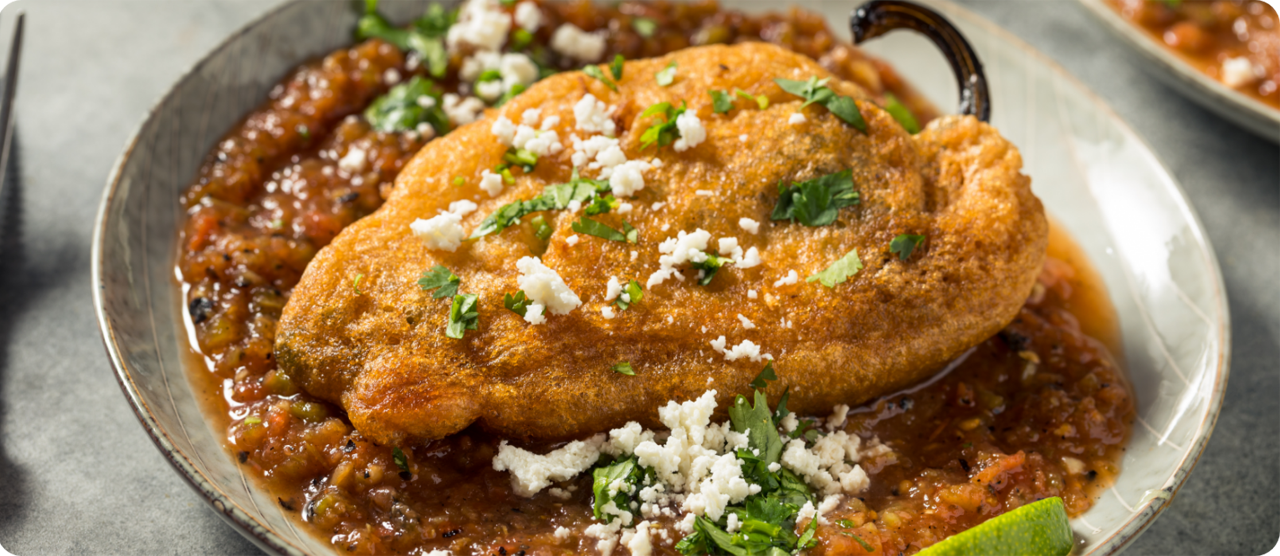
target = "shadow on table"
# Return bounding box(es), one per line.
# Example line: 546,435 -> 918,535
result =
0,134 -> 32,529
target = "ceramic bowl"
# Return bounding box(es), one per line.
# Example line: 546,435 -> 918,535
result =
1075,0 -> 1280,142
92,0 -> 1231,554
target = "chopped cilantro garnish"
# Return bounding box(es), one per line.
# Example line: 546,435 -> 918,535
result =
296,124 -> 310,141
583,64 -> 618,91
391,446 -> 411,479
613,279 -> 643,311
771,169 -> 859,227
356,0 -> 452,78
353,273 -> 364,295
452,176 -> 465,186
690,253 -> 730,286
571,216 -> 635,243
445,293 -> 479,339
655,61 -> 677,87
364,76 -> 450,134
774,76 -> 867,132
639,100 -> 688,150
808,248 -> 863,288
840,530 -> 874,551
591,456 -> 646,521
243,416 -> 261,425
471,170 -> 611,238
611,361 -> 636,376
584,194 -> 620,216
530,215 -> 553,240
883,93 -> 921,134
890,234 -> 925,261
709,90 -> 734,114
502,147 -> 539,170
609,53 -> 625,80
750,361 -> 778,390
417,265 -> 460,299
495,83 -> 527,107
624,221 -> 639,243
734,88 -> 769,109
503,290 -> 531,317
729,390 -> 784,465
476,68 -> 502,83
632,17 -> 658,37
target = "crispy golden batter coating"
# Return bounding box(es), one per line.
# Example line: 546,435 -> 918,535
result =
275,43 -> 1047,445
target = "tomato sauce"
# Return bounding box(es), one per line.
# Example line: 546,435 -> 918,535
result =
176,2 -> 1133,554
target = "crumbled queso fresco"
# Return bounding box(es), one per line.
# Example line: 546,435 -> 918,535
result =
492,390 -> 889,555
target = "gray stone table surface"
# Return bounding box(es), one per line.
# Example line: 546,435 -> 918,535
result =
0,0 -> 1274,554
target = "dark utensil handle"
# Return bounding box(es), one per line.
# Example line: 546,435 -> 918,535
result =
850,0 -> 990,122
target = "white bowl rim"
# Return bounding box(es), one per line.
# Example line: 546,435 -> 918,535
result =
89,1 -> 1233,555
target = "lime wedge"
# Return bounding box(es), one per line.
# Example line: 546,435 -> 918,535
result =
919,497 -> 1073,556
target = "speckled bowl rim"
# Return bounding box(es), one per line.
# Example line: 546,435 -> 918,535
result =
90,1 -> 1232,555
1076,0 -> 1280,142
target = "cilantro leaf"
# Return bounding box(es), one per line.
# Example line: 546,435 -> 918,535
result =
824,94 -> 867,131
808,248 -> 863,288
417,265 -> 460,298
773,387 -> 791,426
584,194 -> 620,216
796,512 -> 819,550
729,390 -> 783,465
750,361 -> 777,390
734,88 -> 769,109
624,221 -> 639,244
364,76 -> 450,134
690,253 -> 730,286
609,53 -> 625,80
353,273 -> 365,295
774,76 -> 866,132
530,215 -> 553,241
890,234 -> 925,261
614,279 -> 643,310
356,0 -> 452,78
639,101 -> 688,150
503,290 -> 531,316
883,93 -> 920,134
771,169 -> 859,227
591,457 -> 646,522
709,90 -> 734,114
445,293 -> 479,339
583,64 -> 617,91
655,61 -> 677,87
571,216 -> 630,242
391,446 -> 411,479
471,170 -> 611,238
632,17 -> 657,37
611,361 -> 636,376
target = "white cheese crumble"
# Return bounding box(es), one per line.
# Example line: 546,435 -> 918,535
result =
338,146 -> 367,173
447,199 -> 478,217
609,159 -> 652,197
446,0 -> 511,52
551,23 -> 607,62
602,306 -> 617,319
442,93 -> 486,126
618,202 -> 633,215
492,434 -> 606,496
554,526 -> 571,540
1222,56 -> 1261,89
773,270 -> 799,287
516,256 -> 583,322
573,94 -> 618,136
788,112 -> 807,125
382,68 -> 401,85
491,114 -> 564,157
737,314 -> 756,330
479,169 -> 504,196
514,1 -> 542,31
672,111 -> 706,152
605,276 -> 623,301
410,212 -> 466,252
647,229 -> 711,287
747,289 -> 758,300
695,189 -> 715,196
738,217 -> 760,234
566,234 -> 580,246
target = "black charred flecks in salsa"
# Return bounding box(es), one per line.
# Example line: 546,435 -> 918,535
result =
177,1 -> 1133,554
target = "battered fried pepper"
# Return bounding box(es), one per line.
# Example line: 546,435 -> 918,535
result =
275,43 -> 1047,445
